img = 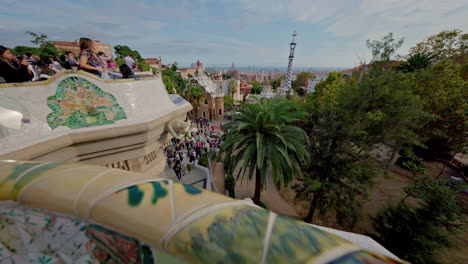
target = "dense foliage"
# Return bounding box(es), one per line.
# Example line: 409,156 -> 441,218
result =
296,29 -> 466,221
223,95 -> 234,109
198,153 -> 208,167
10,32 -> 59,58
114,44 -> 150,71
292,29 -> 467,263
372,162 -> 465,264
187,86 -> 204,128
249,84 -> 262,94
162,67 -> 188,94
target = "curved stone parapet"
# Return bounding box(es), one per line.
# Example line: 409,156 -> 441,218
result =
0,71 -> 192,178
0,70 -> 191,160
0,161 -> 403,264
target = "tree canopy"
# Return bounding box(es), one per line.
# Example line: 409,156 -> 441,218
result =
409,29 -> 467,62
224,95 -> 234,109
10,32 -> 59,58
366,32 -> 404,61
162,68 -> 187,94
372,162 -> 465,264
250,84 -> 262,94
292,72 -> 314,92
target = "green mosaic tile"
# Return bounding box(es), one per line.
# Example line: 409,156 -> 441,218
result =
46,77 -> 127,129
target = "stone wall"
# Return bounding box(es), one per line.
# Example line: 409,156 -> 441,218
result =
0,70 -> 192,177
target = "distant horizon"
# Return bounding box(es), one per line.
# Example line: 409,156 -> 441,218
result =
1,1 -> 466,67
178,65 -> 348,71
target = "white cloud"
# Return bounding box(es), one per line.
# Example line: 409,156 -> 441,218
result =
1,0 -> 467,67
238,0 -> 467,37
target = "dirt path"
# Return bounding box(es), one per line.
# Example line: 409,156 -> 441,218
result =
229,167 -> 300,218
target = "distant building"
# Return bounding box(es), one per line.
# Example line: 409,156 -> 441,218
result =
220,80 -> 242,101
176,68 -> 197,80
53,40 -> 113,58
186,70 -> 224,121
239,82 -> 252,95
191,60 -> 204,71
305,78 -> 320,93
259,86 -> 277,99
144,57 -> 162,69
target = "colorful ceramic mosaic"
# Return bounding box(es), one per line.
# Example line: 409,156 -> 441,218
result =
118,181 -> 203,208
0,205 -> 156,264
46,77 -> 127,129
0,161 -> 404,264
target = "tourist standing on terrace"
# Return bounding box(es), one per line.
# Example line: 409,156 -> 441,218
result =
78,38 -> 104,76
0,45 -> 33,83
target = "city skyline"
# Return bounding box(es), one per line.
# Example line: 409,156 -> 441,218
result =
1,0 -> 467,68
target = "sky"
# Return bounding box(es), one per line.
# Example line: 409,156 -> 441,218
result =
0,0 -> 467,68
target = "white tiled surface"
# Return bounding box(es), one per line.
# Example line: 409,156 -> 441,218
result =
0,74 -> 191,155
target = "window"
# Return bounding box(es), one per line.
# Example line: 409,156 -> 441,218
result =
204,100 -> 208,105
219,109 -> 222,116
203,111 -> 206,118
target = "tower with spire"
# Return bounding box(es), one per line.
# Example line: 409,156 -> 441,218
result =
281,31 -> 297,95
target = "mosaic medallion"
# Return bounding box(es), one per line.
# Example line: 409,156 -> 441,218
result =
46,77 -> 127,129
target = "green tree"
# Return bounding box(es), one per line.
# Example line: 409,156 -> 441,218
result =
162,68 -> 187,94
114,45 -> 142,60
313,72 -> 344,105
250,85 -> 262,94
372,167 -> 465,264
396,53 -> 435,72
292,72 -> 314,92
270,79 -> 281,92
25,31 -> 59,58
409,29 -> 467,62
188,86 -> 204,129
27,31 -> 50,46
219,97 -> 309,204
294,102 -> 375,226
10,46 -> 39,56
224,95 -> 234,109
411,58 -> 467,174
162,75 -> 176,94
296,58 -> 427,224
225,175 -> 236,198
137,60 -> 150,71
344,64 -> 428,169
366,33 -> 404,61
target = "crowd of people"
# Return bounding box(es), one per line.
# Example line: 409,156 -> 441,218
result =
0,38 -> 139,84
164,123 -> 225,181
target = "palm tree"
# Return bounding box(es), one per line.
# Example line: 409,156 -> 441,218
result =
396,53 -> 434,72
188,86 -> 204,129
219,97 -> 309,204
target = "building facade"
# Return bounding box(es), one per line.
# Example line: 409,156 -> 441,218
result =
220,79 -> 241,102
186,71 -> 224,121
176,68 -> 197,80
144,57 -> 162,69
239,82 -> 252,95
53,40 -> 113,58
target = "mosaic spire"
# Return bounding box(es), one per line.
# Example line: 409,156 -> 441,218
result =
281,31 -> 297,94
